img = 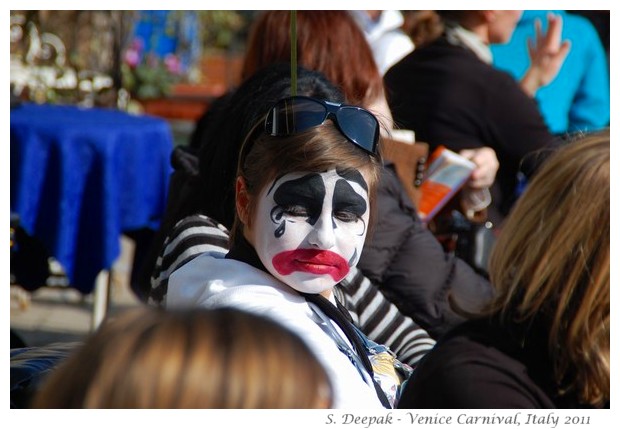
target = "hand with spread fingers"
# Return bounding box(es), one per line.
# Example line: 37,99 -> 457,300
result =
521,12 -> 571,97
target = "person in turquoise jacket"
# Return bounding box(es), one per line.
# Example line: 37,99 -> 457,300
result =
491,10 -> 609,135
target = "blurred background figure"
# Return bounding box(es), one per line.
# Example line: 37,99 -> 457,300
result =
398,129 -> 610,409
350,10 -> 414,75
33,307 -> 333,408
491,10 -> 610,135
401,10 -> 444,50
385,10 -> 568,223
570,10 -> 610,67
241,10 -> 394,134
241,10 -> 497,207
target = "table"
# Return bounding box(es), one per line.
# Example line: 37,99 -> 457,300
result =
11,103 -> 173,323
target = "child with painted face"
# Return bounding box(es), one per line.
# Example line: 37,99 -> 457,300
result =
250,168 -> 370,294
168,96 -> 408,408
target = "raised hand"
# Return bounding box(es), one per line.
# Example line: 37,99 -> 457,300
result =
520,13 -> 571,97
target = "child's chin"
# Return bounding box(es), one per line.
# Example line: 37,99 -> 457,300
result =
284,274 -> 336,295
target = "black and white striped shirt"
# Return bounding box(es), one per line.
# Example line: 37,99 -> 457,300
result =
149,214 -> 435,368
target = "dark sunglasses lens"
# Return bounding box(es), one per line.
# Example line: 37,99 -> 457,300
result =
267,98 -> 327,136
337,107 -> 379,154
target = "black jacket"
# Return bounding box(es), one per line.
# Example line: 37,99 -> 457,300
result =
397,317 -> 602,408
358,163 -> 493,339
384,36 -> 556,218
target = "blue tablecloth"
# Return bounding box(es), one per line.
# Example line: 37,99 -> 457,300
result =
11,103 -> 173,293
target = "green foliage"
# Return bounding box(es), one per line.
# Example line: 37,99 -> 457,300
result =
121,55 -> 179,100
198,11 -> 254,52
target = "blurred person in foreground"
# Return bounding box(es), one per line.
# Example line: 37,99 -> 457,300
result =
33,307 -> 333,408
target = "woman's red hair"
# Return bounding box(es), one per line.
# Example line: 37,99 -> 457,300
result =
242,11 -> 383,106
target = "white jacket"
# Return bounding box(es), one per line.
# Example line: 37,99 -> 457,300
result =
167,252 -> 385,409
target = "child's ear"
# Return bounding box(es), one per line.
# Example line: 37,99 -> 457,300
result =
235,176 -> 250,225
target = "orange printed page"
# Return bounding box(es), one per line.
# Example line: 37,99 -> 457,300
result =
417,146 -> 475,222
417,181 -> 452,220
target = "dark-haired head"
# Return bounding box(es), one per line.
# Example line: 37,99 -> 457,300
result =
198,63 -> 345,229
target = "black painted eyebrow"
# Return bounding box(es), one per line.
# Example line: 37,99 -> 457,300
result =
336,168 -> 368,192
272,173 -> 325,225
266,172 -> 288,196
272,173 -> 325,203
333,179 -> 367,216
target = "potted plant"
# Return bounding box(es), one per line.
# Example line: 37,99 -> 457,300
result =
196,11 -> 253,95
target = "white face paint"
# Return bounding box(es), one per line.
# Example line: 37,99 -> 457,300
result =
252,169 -> 370,294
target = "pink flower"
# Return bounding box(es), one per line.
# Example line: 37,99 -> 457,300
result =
124,38 -> 144,68
164,54 -> 181,75
124,49 -> 140,68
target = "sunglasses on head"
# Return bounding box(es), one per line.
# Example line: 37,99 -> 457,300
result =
264,96 -> 380,156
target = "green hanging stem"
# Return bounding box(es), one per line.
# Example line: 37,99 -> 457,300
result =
290,10 -> 297,96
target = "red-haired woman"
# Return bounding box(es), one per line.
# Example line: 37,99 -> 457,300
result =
242,10 -> 394,134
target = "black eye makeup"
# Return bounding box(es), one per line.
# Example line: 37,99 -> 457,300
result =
268,171 -> 369,238
270,174 -> 324,237
332,179 -> 367,235
281,205 -> 310,217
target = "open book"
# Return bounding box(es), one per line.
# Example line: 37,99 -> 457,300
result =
417,146 -> 476,223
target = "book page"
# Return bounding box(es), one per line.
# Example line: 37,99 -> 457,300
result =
417,147 -> 475,222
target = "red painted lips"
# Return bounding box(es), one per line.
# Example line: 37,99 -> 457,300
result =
272,249 -> 349,281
